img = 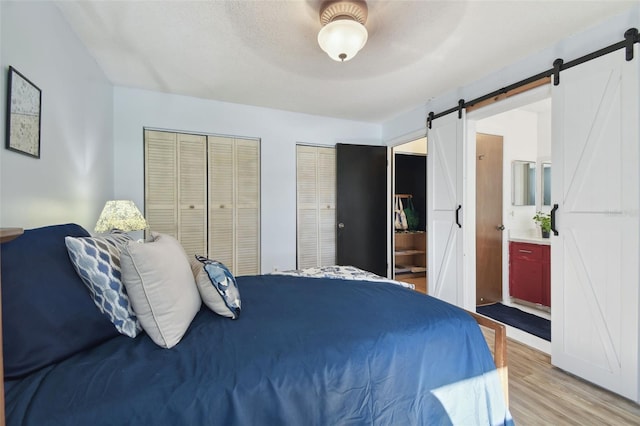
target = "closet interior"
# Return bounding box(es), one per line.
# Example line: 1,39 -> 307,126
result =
393,140 -> 427,293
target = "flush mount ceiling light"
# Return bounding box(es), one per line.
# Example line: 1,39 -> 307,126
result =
317,0 -> 368,62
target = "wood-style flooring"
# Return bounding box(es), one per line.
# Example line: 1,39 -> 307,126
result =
482,329 -> 640,425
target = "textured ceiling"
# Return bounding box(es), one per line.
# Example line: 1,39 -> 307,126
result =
56,0 -> 637,123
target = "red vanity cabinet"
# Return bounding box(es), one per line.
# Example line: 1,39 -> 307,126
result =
509,241 -> 550,307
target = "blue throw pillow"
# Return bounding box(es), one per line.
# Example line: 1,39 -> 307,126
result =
1,224 -> 121,379
191,255 -> 241,319
65,232 -> 142,338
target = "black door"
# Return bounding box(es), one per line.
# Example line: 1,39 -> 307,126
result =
336,143 -> 387,276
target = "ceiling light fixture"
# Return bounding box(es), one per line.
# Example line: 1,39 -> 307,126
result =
317,0 -> 368,62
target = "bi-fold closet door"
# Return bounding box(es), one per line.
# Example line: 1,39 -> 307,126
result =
144,130 -> 207,257
208,136 -> 261,276
296,145 -> 336,269
144,130 -> 260,275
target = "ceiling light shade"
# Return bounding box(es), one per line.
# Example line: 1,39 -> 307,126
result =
318,20 -> 368,62
95,200 -> 148,233
318,0 -> 368,62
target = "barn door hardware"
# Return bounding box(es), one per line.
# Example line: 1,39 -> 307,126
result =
424,27 -> 638,124
553,59 -> 563,86
426,112 -> 434,129
551,204 -> 559,236
625,28 -> 639,61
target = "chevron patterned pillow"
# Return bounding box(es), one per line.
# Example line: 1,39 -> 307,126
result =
65,232 -> 142,338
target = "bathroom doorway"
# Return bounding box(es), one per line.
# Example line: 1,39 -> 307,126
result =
472,92 -> 552,353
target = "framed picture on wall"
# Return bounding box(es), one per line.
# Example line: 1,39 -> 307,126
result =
6,66 -> 41,158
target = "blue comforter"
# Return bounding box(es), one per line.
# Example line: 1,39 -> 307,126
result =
5,275 -> 512,425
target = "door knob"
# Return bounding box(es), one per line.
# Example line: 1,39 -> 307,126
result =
496,225 -> 505,231
338,223 -> 345,229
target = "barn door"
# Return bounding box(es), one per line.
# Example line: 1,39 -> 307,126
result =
427,112 -> 465,306
551,46 -> 639,401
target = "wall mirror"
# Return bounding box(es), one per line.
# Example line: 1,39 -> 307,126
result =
542,162 -> 551,206
512,160 -> 536,206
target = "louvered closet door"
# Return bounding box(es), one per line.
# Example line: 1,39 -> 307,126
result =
296,146 -> 319,269
551,46 -> 640,401
177,133 -> 207,258
145,130 -> 178,237
208,136 -> 235,269
296,145 -> 336,269
317,147 -> 336,266
235,138 -> 260,275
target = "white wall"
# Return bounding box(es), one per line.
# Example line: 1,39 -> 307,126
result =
382,5 -> 640,143
537,108 -> 552,160
0,1 -> 114,230
113,88 -> 381,273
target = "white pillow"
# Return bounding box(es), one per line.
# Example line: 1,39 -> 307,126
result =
120,232 -> 201,348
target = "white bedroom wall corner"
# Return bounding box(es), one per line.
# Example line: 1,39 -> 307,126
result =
0,1 -> 114,231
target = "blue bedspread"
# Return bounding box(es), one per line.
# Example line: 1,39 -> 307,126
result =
5,275 -> 512,425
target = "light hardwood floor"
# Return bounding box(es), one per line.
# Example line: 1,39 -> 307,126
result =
483,329 -> 640,425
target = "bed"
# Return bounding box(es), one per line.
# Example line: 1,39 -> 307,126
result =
1,224 -> 512,425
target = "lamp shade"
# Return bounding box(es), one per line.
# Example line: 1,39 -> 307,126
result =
95,200 -> 148,233
318,19 -> 368,62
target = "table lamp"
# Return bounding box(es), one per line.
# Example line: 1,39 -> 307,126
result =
95,200 -> 148,234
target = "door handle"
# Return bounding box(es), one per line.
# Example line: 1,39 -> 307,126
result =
338,223 -> 345,229
551,204 -> 559,236
496,225 -> 505,231
455,205 -> 462,228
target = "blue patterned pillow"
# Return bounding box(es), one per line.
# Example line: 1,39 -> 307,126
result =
65,233 -> 142,337
191,255 -> 241,319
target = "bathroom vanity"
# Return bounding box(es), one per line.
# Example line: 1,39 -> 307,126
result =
509,235 -> 550,309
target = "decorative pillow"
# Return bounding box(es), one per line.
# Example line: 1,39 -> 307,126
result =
1,224 -> 120,379
191,255 -> 241,319
65,232 -> 142,338
120,232 -> 201,348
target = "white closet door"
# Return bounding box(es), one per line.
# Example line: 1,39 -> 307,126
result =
427,112 -> 465,306
208,136 -> 235,269
317,147 -> 336,266
235,138 -> 260,275
551,47 -> 639,401
296,146 -> 319,269
144,130 -> 178,237
296,145 -> 336,269
177,133 -> 207,258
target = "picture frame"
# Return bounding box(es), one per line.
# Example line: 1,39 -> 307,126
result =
6,66 -> 41,158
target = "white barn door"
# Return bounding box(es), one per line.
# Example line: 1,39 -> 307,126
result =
427,112 -> 465,306
551,46 -> 639,401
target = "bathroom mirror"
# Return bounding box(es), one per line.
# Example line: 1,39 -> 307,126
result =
542,162 -> 551,206
512,160 -> 536,206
